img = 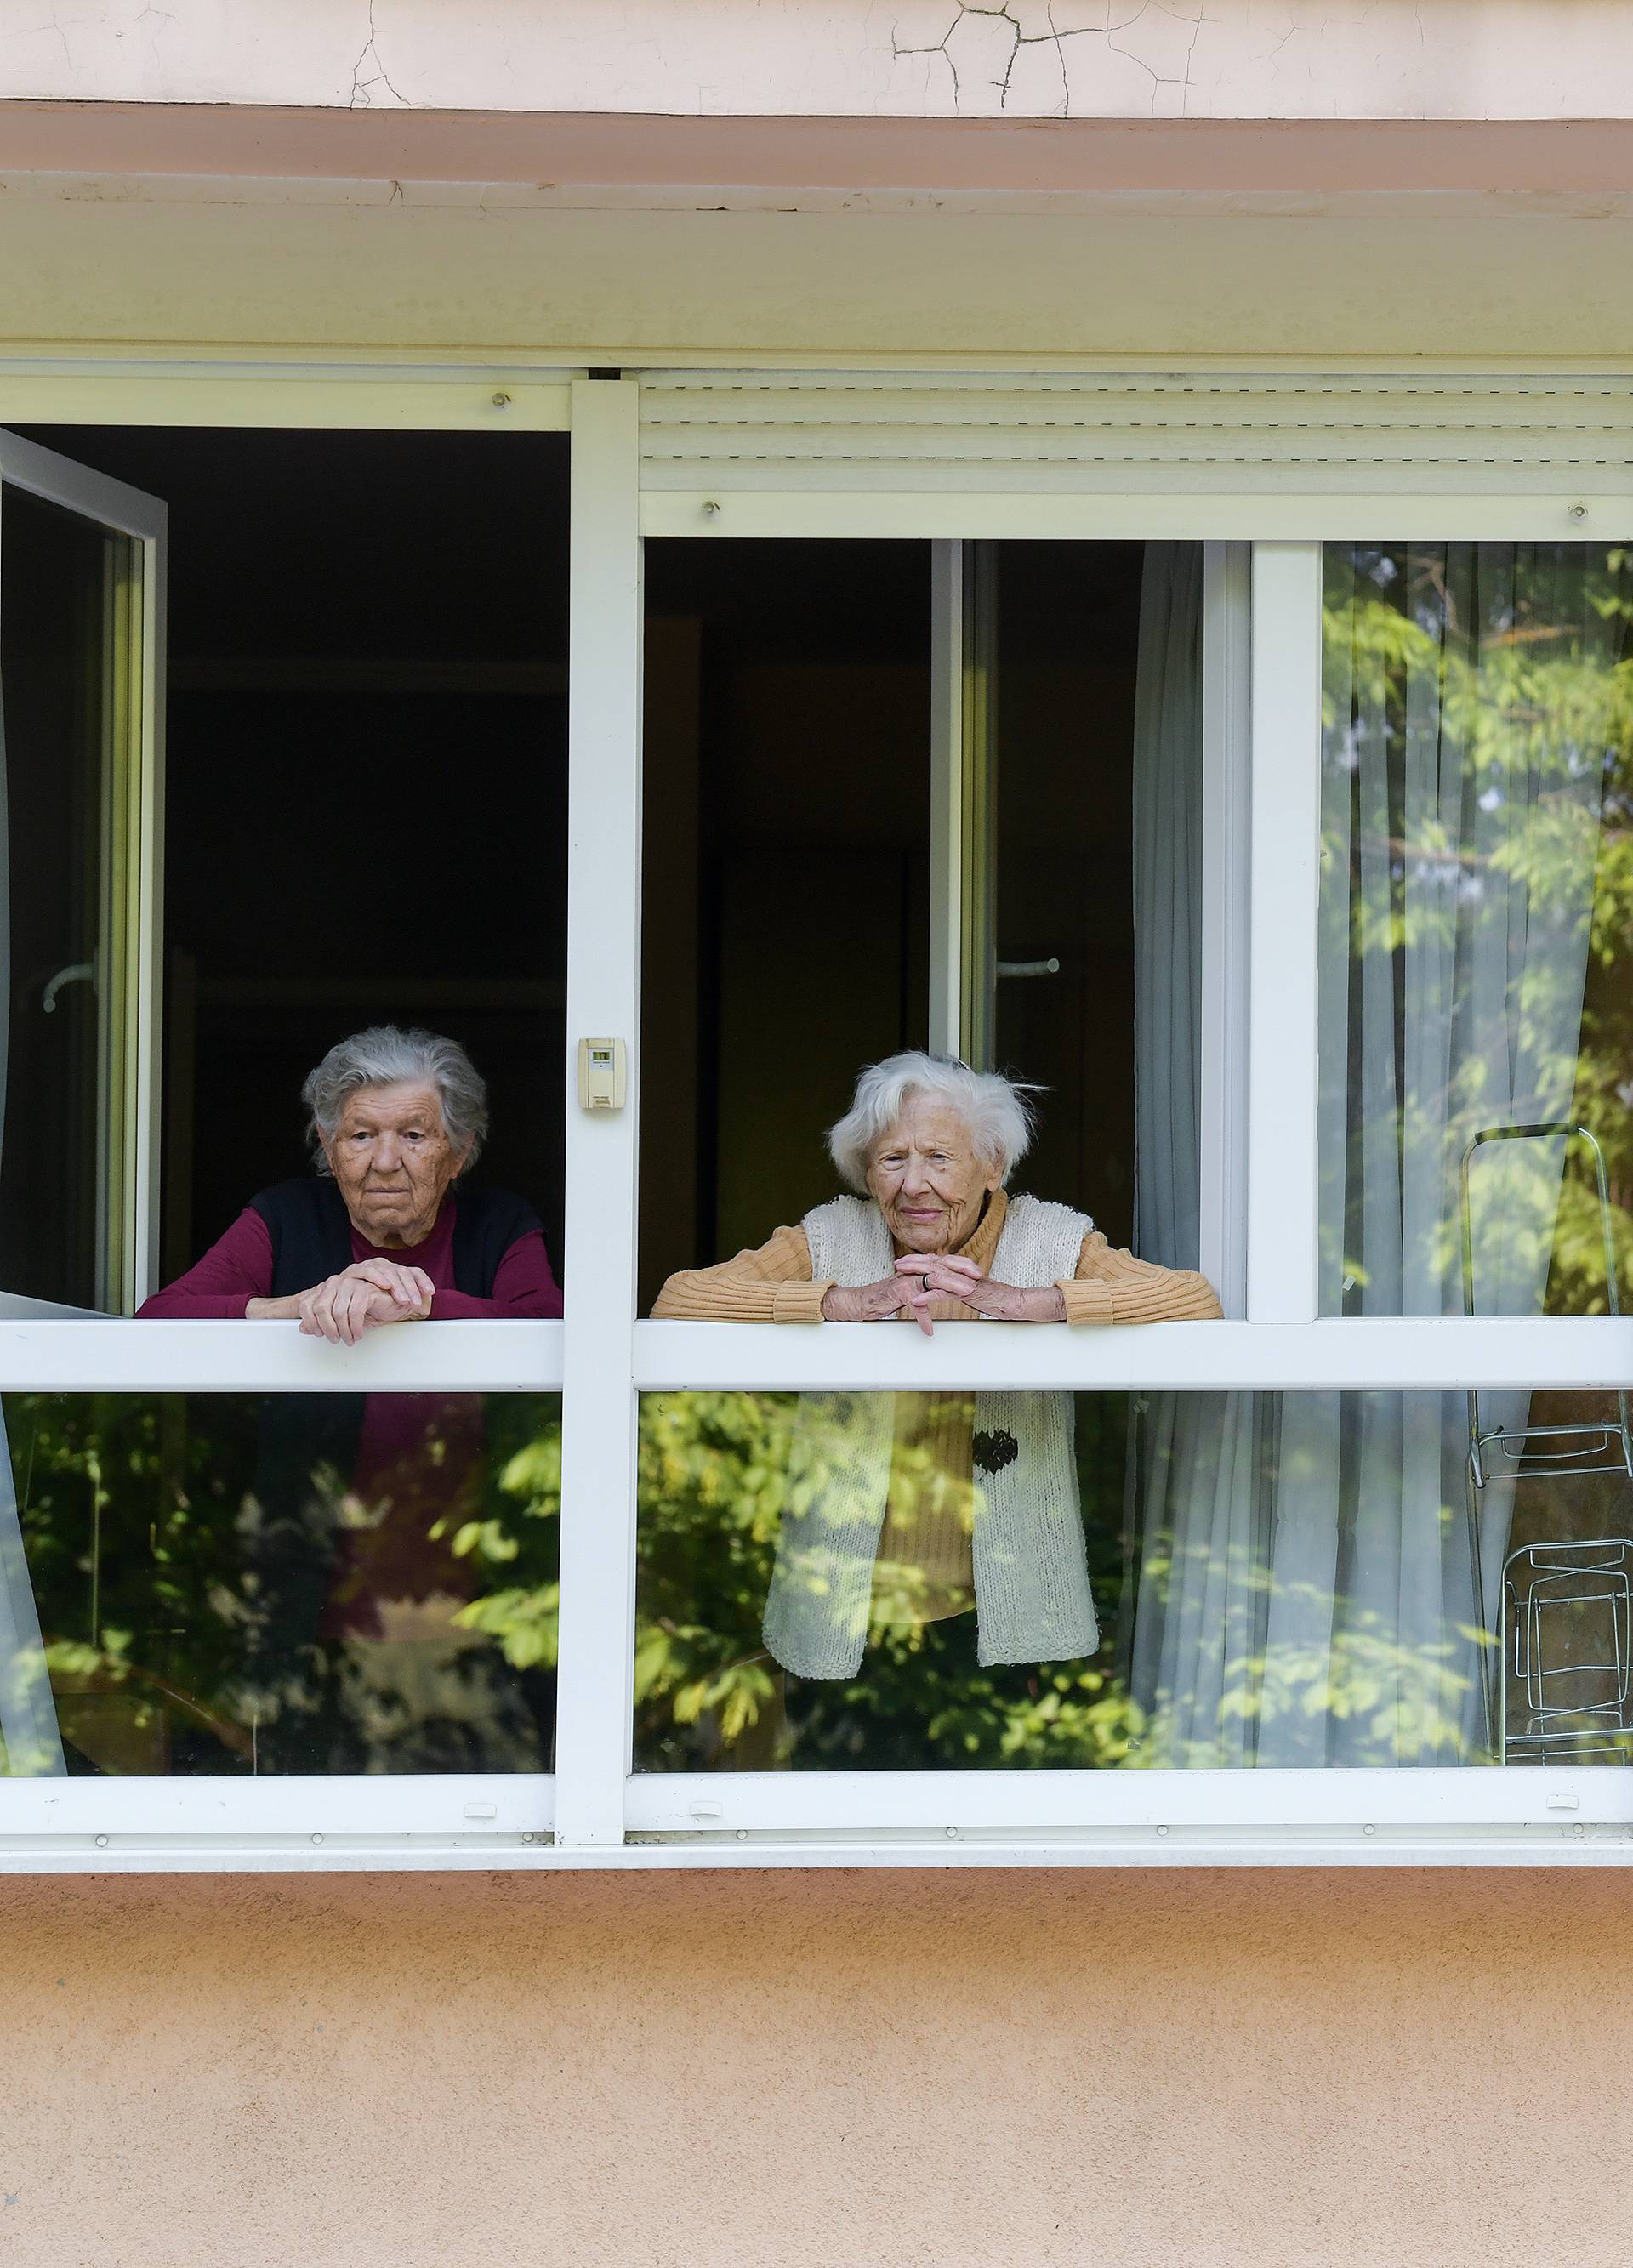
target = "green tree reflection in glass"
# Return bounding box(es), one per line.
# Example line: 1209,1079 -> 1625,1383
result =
3,1390 -> 560,1776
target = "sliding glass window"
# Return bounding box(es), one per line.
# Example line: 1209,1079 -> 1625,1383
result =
634,1384 -> 1620,1774
4,1389 -> 560,1777
1320,540 -> 1633,1325
0,419 -> 569,1810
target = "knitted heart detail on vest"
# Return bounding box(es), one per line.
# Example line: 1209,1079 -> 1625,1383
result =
972,1427 -> 1019,1476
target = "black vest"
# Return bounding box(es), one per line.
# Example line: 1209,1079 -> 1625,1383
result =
248,1178 -> 541,1299
242,1177 -> 542,1772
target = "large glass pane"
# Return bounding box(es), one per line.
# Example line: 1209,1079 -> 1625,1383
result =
1320,541 -> 1633,1322
982,541 -> 1201,1254
634,1385 -> 1633,1771
0,487 -> 138,1309
11,425 -> 570,1321
0,1391 -> 560,1776
640,539 -> 930,1310
640,536 -> 1208,1317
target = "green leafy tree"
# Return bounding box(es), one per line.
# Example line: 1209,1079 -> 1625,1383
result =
1323,542 -> 1633,1316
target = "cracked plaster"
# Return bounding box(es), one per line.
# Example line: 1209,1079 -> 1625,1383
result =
882,2 -> 1223,121
0,0 -> 1631,121
348,0 -> 408,106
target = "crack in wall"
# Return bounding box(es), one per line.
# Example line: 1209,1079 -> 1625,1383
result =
16,7 -> 72,71
349,0 -> 409,108
888,0 -> 1205,118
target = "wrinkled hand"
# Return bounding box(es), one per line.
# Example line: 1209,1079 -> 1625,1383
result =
297,1259 -> 435,1344
893,1253 -> 1065,1330
820,1274 -> 919,1331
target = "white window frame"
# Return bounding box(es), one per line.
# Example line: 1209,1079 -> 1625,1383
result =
0,357 -> 1628,1867
0,429 -> 168,1312
622,456 -> 1633,1865
0,361 -> 572,1861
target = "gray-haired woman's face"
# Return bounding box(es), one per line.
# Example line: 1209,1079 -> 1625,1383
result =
320,1079 -> 470,1249
864,1094 -> 1001,1255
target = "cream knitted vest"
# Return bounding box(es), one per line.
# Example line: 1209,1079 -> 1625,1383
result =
761,1193 -> 1101,1680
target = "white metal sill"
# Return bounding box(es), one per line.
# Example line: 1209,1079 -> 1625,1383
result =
3,1825 -> 1632,1874
633,1316 -> 1633,1394
624,1766 -> 1633,1837
0,1774 -> 552,1841
1,1770 -> 1626,1874
0,1316 -> 564,1391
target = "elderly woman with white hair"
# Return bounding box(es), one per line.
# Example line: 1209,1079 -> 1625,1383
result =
655,1050 -> 1215,1334
653,1051 -> 1218,1680
139,1024 -> 560,1331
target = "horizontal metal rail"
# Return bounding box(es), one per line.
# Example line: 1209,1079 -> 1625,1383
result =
0,1315 -> 1625,1397
633,1316 -> 1633,1395
0,1317 -> 565,1393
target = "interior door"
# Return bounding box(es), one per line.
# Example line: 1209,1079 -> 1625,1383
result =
0,430 -> 165,1316
937,537 -> 1244,1284
940,538 -> 1153,1239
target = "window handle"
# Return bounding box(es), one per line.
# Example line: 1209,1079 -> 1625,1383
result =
995,957 -> 1061,979
41,961 -> 94,1014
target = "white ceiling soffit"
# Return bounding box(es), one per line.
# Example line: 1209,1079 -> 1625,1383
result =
640,372 -> 1633,494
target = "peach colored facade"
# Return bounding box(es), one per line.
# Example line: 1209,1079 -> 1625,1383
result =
3,9 -> 1633,2265
5,1867 -> 1632,2265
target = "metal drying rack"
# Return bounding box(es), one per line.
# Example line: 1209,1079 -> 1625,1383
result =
1500,1538 -> 1633,1765
1460,1123 -> 1633,1760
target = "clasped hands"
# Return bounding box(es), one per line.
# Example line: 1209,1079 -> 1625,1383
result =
247,1259 -> 435,1343
301,1259 -> 434,1343
819,1253 -> 1067,1336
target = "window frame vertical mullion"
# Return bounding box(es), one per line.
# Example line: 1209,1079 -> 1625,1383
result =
1199,538 -> 1252,1315
1245,540 -> 1325,1323
927,539 -> 964,1059
552,377 -> 645,1847
132,517 -> 168,1310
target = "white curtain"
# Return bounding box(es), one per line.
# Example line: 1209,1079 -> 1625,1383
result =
1131,541 -> 1203,1273
0,651 -> 66,1776
0,1451 -> 65,1776
1126,541 -> 1619,1766
1126,544 -> 1274,1764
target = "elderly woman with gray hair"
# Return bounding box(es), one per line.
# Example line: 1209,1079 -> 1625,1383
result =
137,1026 -> 560,1771
654,1050 -> 1219,1679
139,1024 -> 560,1329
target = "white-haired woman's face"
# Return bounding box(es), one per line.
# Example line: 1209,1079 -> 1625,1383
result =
320,1080 -> 470,1249
864,1094 -> 1002,1255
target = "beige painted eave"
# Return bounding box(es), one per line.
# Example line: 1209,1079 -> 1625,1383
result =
3,104 -> 1633,209
2,105 -> 1632,363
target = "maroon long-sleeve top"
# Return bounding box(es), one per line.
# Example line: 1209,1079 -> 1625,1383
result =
137,1197 -> 563,1320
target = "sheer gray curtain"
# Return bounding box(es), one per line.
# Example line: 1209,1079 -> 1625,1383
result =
1125,544 -> 1272,1765
1124,541 -> 1615,1766
1131,541 -> 1202,1273
1298,543 -> 1618,1765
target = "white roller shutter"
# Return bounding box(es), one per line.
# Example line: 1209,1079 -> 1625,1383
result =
640,371 -> 1633,496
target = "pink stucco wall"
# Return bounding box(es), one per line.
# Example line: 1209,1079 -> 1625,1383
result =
2,1867 -> 1627,2265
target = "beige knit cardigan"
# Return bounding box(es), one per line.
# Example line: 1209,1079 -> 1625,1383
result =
651,1188 -> 1222,1326
652,1189 -> 1222,1672
764,1194 -> 1103,1676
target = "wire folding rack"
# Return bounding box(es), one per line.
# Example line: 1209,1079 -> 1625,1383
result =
1460,1123 -> 1633,1759
1501,1539 -> 1633,1765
